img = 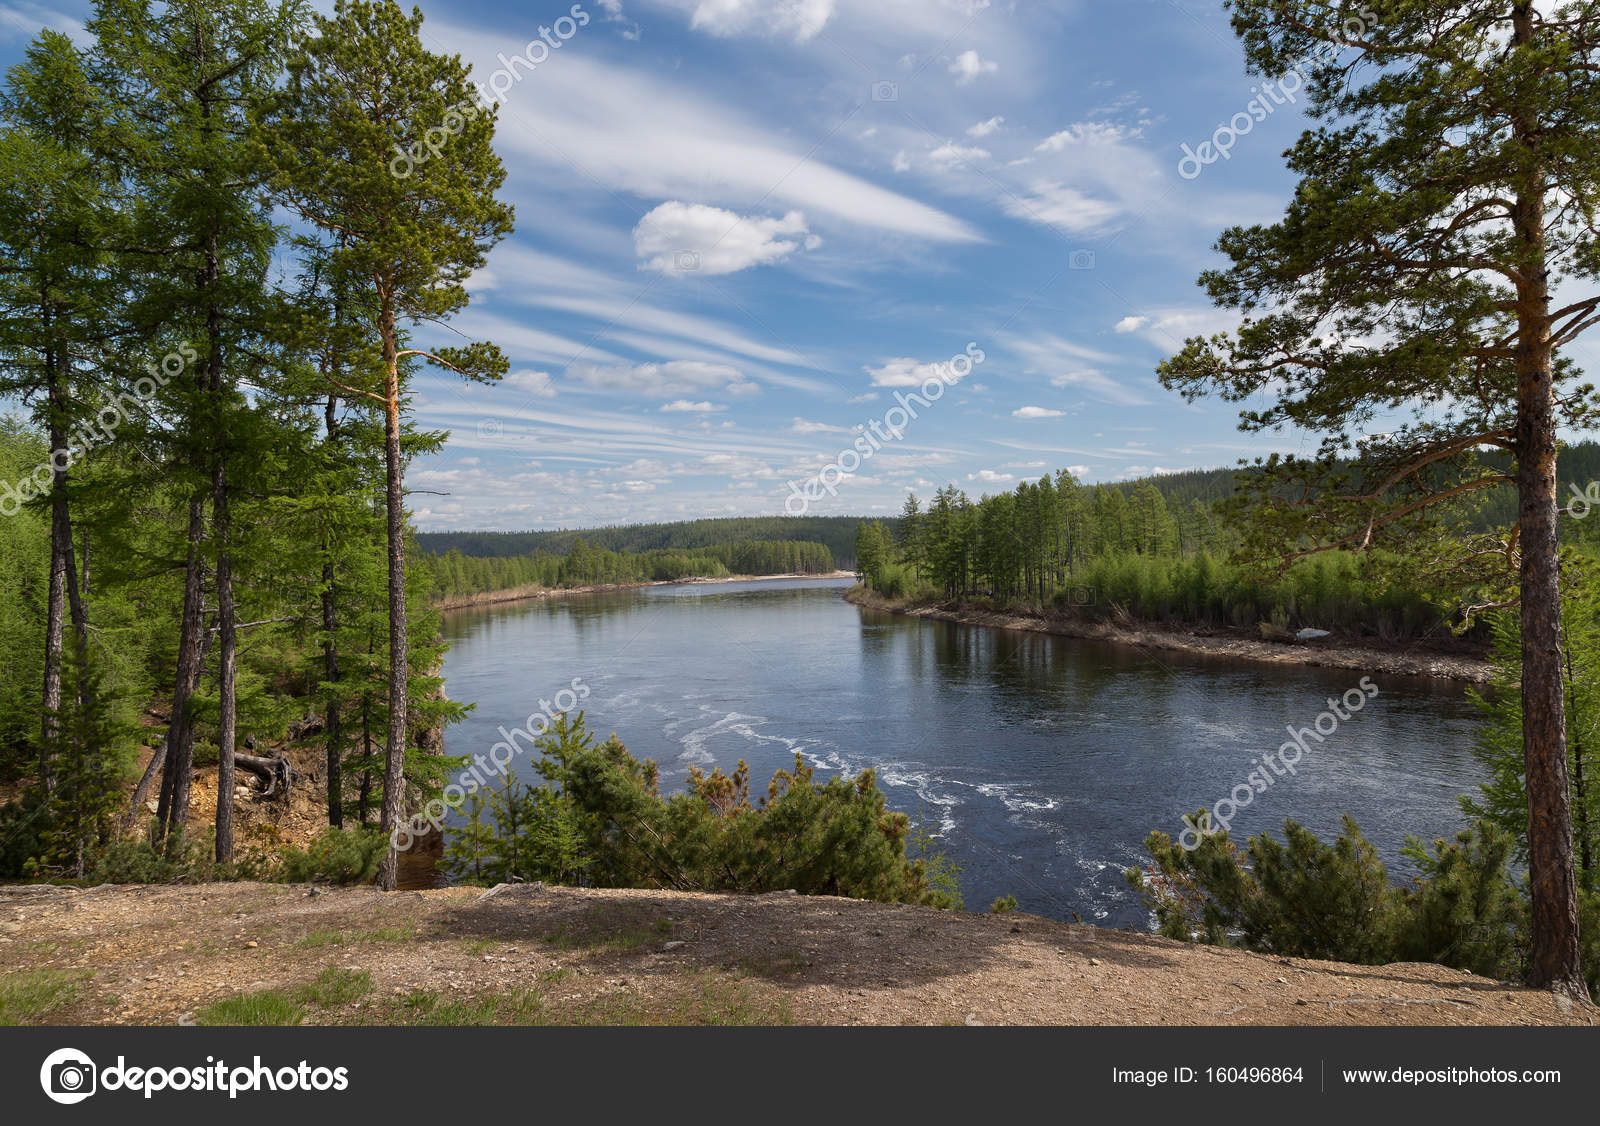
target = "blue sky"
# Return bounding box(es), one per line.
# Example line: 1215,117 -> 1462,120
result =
4,0 -> 1384,530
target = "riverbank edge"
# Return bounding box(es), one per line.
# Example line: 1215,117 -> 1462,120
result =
435,570 -> 857,612
842,585 -> 1495,685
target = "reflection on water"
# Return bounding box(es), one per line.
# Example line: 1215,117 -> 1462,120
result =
440,578 -> 1484,927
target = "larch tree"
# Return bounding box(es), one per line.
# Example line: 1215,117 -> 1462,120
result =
92,0 -> 299,860
0,31 -> 115,791
1159,0 -> 1600,997
260,0 -> 512,889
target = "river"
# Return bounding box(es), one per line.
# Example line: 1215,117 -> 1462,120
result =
439,576 -> 1486,927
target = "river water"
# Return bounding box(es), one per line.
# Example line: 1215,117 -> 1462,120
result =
439,577 -> 1486,927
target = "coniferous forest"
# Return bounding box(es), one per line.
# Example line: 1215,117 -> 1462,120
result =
7,0 -> 1600,1055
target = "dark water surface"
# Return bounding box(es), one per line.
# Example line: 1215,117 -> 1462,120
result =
439,577 -> 1485,926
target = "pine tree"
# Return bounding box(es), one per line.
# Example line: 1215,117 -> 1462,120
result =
261,0 -> 513,889
1158,2 -> 1600,995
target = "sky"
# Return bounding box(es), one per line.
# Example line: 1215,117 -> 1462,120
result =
0,0 -> 1432,531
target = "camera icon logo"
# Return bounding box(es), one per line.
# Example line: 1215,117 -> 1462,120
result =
871,81 -> 898,102
673,250 -> 701,273
1068,249 -> 1096,270
40,1048 -> 98,1104
476,418 -> 503,440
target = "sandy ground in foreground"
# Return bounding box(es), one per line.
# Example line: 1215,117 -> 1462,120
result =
1,883 -> 1587,1027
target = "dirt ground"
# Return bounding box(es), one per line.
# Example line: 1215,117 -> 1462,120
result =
0,882 -> 1588,1027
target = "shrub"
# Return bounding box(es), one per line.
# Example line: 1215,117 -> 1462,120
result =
451,712 -> 964,910
1128,815 -> 1556,991
990,895 -> 1018,914
279,826 -> 387,885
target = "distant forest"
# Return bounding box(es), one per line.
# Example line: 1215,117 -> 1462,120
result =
420,440 -> 1600,573
418,516 -> 863,565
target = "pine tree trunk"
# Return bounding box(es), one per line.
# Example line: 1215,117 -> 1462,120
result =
376,297 -> 408,891
1510,0 -> 1585,999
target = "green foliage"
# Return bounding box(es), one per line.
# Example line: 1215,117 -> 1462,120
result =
867,461 -> 1462,639
989,895 -> 1018,914
33,647 -> 138,878
428,536 -> 836,600
1465,572 -> 1600,891
447,712 -> 960,909
1129,815 -> 1587,995
442,766 -> 590,886
279,826 -> 388,885
854,521 -> 891,586
418,516 -> 862,569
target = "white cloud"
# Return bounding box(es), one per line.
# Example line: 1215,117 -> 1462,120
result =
686,0 -> 837,41
1064,465 -> 1090,478
0,2 -> 85,43
1114,316 -> 1151,334
572,360 -> 759,397
892,150 -> 912,173
968,469 -> 1014,483
1002,181 -> 1121,233
660,400 -> 727,412
949,49 -> 998,84
864,356 -> 969,388
1004,332 -> 1151,406
503,369 -> 558,397
967,115 -> 1005,138
1012,406 -> 1064,419
791,417 -> 853,434
430,20 -> 980,243
1035,122 -> 1141,152
634,202 -> 816,275
929,142 -> 990,166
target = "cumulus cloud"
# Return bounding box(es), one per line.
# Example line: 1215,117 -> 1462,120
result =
1114,315 -> 1151,334
572,359 -> 759,397
634,201 -> 819,276
949,49 -> 997,84
1012,406 -> 1064,419
929,142 -> 990,166
504,370 -> 558,397
864,356 -> 969,388
687,0 -> 836,41
660,400 -> 727,412
967,115 -> 1005,138
968,469 -> 1014,483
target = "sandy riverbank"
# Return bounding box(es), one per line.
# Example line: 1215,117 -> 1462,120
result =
843,586 -> 1494,684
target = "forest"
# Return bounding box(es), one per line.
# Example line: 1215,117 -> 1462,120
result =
418,515 -> 863,567
856,442 -> 1600,642
430,537 -> 837,600
0,0 -> 521,888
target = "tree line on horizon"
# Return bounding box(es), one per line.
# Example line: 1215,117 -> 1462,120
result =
430,536 -> 837,599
